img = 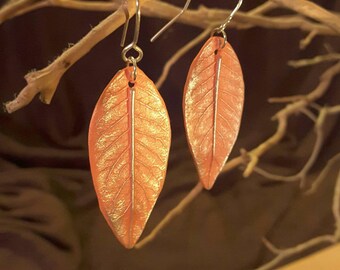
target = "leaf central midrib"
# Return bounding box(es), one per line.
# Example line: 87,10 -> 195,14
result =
128,86 -> 135,247
212,53 -> 222,158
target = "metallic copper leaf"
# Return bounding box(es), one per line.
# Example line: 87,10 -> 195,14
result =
88,67 -> 171,248
183,36 -> 244,190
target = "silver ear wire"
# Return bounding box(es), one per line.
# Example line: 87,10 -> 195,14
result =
150,0 -> 192,42
121,0 -> 143,64
211,0 -> 243,48
120,1 -> 130,47
214,0 -> 243,33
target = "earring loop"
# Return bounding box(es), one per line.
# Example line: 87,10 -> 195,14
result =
120,0 -> 143,65
121,44 -> 144,63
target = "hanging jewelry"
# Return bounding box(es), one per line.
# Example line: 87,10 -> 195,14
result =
88,0 -> 171,249
183,0 -> 244,189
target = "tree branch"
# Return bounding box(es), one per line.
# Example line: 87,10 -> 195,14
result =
135,182 -> 203,249
258,170 -> 340,270
4,2 -> 135,113
136,62 -> 340,248
3,0 -> 340,112
252,107 -> 329,188
1,0 -> 338,36
288,54 -> 340,68
155,27 -> 211,89
271,0 -> 340,34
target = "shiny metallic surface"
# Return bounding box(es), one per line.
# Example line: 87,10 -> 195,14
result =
213,55 -> 222,157
150,0 -> 192,42
128,87 -> 135,243
88,67 -> 171,248
183,36 -> 244,190
212,0 -> 244,35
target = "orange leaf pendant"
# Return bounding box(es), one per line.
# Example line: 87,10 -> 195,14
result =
183,36 -> 244,190
88,66 -> 171,248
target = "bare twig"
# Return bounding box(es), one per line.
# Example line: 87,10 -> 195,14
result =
136,62 -> 340,248
242,115 -> 287,177
288,54 -> 340,68
299,30 -> 318,50
3,0 -> 340,112
268,95 -> 306,104
4,3 -> 136,113
249,2 -> 278,15
2,1 -> 340,263
1,0 -> 338,36
326,105 -> 340,115
306,153 -> 340,195
135,182 -> 203,249
247,62 -> 340,175
257,170 -> 340,270
0,0 -> 120,23
334,171 -> 340,238
155,27 -> 211,89
271,0 -> 340,34
252,107 -> 327,188
258,235 -> 336,270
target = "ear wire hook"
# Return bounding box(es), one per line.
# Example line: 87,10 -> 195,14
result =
150,0 -> 192,42
121,0 -> 143,64
212,0 -> 243,47
120,0 -> 130,47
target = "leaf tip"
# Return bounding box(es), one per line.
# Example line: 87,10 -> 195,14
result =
201,175 -> 216,190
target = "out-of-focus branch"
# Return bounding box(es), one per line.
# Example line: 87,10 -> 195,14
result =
242,62 -> 340,177
299,30 -> 318,50
252,106 -> 336,188
136,62 -> 340,248
0,0 -> 40,24
3,0 -> 340,112
135,183 -> 203,249
2,0 -> 340,260
249,2 -> 278,15
306,153 -> 340,195
257,170 -> 340,270
155,27 -> 211,89
288,54 -> 340,68
1,0 -> 338,36
0,0 -> 120,23
271,0 -> 340,34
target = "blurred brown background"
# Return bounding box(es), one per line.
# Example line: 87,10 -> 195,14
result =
0,0 -> 339,269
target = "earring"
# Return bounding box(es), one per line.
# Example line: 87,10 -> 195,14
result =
151,0 -> 244,190
88,0 -> 171,249
184,0 -> 244,190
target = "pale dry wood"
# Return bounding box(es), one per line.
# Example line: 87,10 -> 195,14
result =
271,0 -> 340,34
258,170 -> 340,270
288,54 -> 340,68
249,2 -> 278,15
155,27 -> 211,89
2,0 -> 340,265
135,182 -> 203,249
252,107 -> 333,188
278,244 -> 340,270
4,2 -> 136,113
244,62 -> 340,176
0,0 -> 121,23
0,0 -> 337,35
327,105 -> 340,114
299,30 -> 318,50
258,235 -> 336,270
1,0 -> 339,35
3,0 -> 339,112
136,63 -> 340,248
306,153 -> 340,195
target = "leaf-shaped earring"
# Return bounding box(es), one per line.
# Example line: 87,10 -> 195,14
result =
88,0 -> 171,249
184,0 -> 244,190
